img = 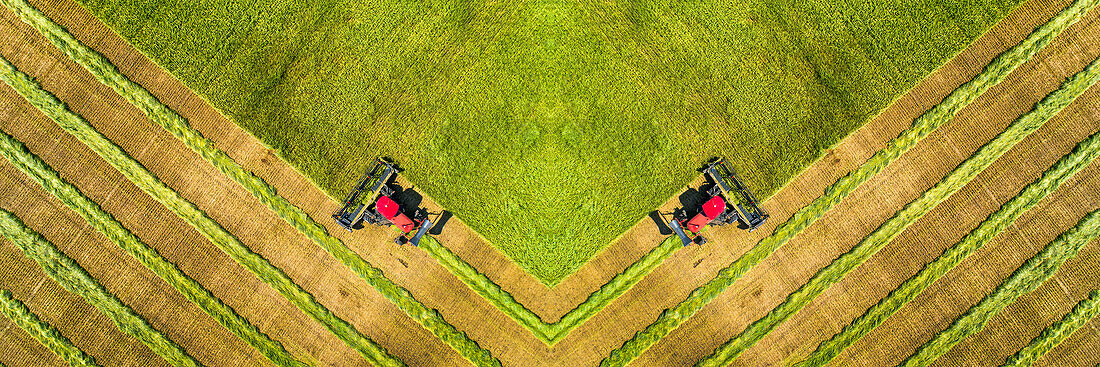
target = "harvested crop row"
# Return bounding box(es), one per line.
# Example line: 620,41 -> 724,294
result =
0,208 -> 200,367
901,208 -> 1100,367
798,118 -> 1100,366
0,289 -> 100,367
0,0 -> 497,364
1002,289 -> 1100,367
418,236 -> 549,341
418,234 -> 682,344
0,128 -> 304,366
0,55 -> 402,366
698,49 -> 1100,367
599,0 -> 1097,364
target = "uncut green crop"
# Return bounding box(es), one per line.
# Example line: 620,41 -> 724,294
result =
599,0 -> 1089,363
0,209 -> 200,367
0,128 -> 303,366
72,0 -> 1022,285
0,53 -> 402,366
0,0 -> 496,363
0,289 -> 100,367
799,113 -> 1100,366
699,42 -> 1100,367
1003,290 -> 1100,367
901,208 -> 1100,367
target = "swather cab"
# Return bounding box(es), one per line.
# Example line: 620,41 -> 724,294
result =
670,159 -> 769,246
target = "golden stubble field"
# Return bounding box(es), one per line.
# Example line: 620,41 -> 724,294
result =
0,0 -> 1098,366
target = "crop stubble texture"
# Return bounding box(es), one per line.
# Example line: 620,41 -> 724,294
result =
0,122 -> 303,365
0,50 -> 402,366
0,289 -> 100,367
1002,289 -> 1100,367
418,234 -> 682,344
0,0 -> 501,364
900,208 -> 1100,366
0,208 -> 199,367
697,35 -> 1100,367
798,91 -> 1100,366
598,0 -> 1095,365
66,0 -> 1022,285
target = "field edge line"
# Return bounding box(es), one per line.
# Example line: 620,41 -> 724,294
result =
598,0 -> 1094,364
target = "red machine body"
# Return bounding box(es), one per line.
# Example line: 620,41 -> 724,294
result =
376,196 -> 418,233
684,196 -> 726,233
332,158 -> 435,246
667,159 -> 769,246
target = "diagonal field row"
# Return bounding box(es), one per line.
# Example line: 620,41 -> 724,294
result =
1003,289 -> 1100,366
0,51 -> 406,366
0,206 -> 199,366
0,0 -> 1056,364
633,0 -> 1100,365
604,0 -> 1100,365
698,42 -> 1100,367
903,207 -> 1100,366
0,96 -> 303,366
0,0 -> 1099,367
0,0 -> 493,364
799,103 -> 1100,366
0,289 -> 99,367
0,2 -> 465,365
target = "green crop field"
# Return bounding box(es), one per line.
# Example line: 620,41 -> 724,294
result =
75,0 -> 1022,285
6,0 -> 1099,365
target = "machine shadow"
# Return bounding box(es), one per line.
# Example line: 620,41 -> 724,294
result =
649,211 -> 673,235
430,211 -> 453,235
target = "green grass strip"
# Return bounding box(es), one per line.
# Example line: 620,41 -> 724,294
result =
0,55 -> 401,367
600,0 -> 1097,365
797,123 -> 1100,366
698,49 -> 1100,367
1003,289 -> 1100,367
0,130 -> 304,366
0,208 -> 200,367
0,289 -> 100,367
900,208 -> 1100,367
0,0 -> 497,363
418,235 -> 682,345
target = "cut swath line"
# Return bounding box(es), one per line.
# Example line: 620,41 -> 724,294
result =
418,234 -> 683,344
0,289 -> 100,367
698,47 -> 1100,367
0,54 -> 403,366
0,127 -> 306,366
1002,289 -> 1100,367
601,0 -> 1098,364
901,208 -> 1100,367
797,119 -> 1100,366
0,0 -> 683,351
0,0 -> 497,364
0,208 -> 200,367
